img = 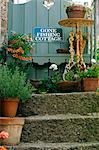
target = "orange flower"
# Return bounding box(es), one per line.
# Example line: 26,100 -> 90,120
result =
15,47 -> 24,54
21,57 -> 32,61
12,54 -> 19,58
0,146 -> 7,150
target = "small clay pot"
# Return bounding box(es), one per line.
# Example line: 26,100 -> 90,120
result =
1,97 -> 19,117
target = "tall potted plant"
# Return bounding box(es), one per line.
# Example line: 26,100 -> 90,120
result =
0,64 -> 33,117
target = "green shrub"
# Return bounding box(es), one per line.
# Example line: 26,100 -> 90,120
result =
0,65 -> 33,101
80,64 -> 99,79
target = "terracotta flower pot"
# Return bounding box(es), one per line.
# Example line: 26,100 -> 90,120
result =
66,5 -> 86,18
1,98 -> 19,117
0,117 -> 25,145
0,100 -> 1,117
82,78 -> 99,92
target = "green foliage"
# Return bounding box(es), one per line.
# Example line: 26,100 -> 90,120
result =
6,56 -> 33,78
37,72 -> 62,93
80,64 -> 99,79
8,32 -> 34,54
65,64 -> 81,81
0,65 -> 33,101
0,31 -> 35,78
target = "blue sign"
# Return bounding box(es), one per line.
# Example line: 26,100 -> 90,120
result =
33,27 -> 63,42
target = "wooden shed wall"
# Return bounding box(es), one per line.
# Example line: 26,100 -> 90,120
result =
8,0 -> 91,79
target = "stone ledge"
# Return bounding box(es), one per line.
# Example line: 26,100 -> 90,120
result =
7,142 -> 99,150
21,116 -> 99,143
18,92 -> 99,116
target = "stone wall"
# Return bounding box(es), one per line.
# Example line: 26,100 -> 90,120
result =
0,0 -> 8,45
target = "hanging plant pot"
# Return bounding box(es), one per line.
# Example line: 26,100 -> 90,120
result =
66,5 -> 86,18
0,117 -> 25,145
1,97 -> 19,117
82,78 -> 99,92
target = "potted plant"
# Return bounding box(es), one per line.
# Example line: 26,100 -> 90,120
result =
80,59 -> 99,92
0,64 -> 33,117
1,32 -> 34,77
36,64 -> 62,93
57,62 -> 82,92
6,32 -> 34,61
64,2 -> 92,18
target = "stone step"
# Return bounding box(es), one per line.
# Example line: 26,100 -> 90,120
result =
7,142 -> 99,150
21,114 -> 99,143
18,92 -> 99,116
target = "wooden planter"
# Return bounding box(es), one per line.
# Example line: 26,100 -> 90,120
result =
0,117 -> 25,145
1,98 -> 19,117
66,5 -> 86,18
57,80 -> 81,92
82,78 -> 99,92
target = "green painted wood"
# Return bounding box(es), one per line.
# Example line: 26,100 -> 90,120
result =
48,0 -> 61,54
37,0 -> 48,26
24,0 -> 37,33
36,43 -> 48,55
8,2 -> 13,35
12,4 -> 25,33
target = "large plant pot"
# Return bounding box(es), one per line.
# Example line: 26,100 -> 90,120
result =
1,98 -> 19,117
0,100 -> 1,117
0,117 -> 25,146
82,78 -> 99,92
57,80 -> 81,92
66,5 -> 86,18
